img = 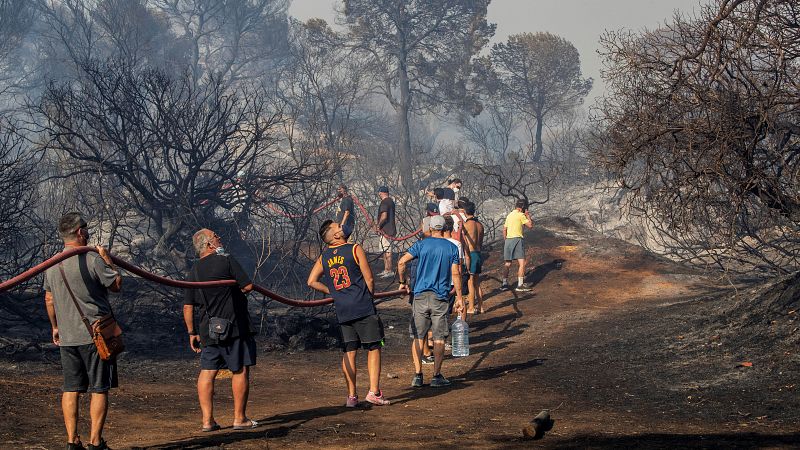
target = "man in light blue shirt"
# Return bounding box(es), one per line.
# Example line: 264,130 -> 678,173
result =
397,215 -> 464,388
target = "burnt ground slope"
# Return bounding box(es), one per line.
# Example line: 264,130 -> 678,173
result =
0,217 -> 798,449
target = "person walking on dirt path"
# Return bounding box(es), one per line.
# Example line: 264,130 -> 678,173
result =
336,184 -> 356,240
44,212 -> 123,450
501,199 -> 534,292
307,220 -> 391,407
461,201 -> 485,314
376,186 -> 397,278
397,215 -> 464,388
184,229 -> 258,432
416,202 -> 440,364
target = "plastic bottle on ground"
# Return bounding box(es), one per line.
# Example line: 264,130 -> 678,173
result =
451,317 -> 469,357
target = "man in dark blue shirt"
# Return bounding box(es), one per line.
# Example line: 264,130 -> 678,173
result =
397,215 -> 464,388
307,220 -> 391,407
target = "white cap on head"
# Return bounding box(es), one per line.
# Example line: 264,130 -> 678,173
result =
429,215 -> 445,230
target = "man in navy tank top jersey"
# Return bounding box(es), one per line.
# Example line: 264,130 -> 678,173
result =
307,220 -> 391,407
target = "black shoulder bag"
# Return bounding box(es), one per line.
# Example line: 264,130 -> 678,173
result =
192,265 -> 232,342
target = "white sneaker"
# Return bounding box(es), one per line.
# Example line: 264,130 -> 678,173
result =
379,271 -> 395,278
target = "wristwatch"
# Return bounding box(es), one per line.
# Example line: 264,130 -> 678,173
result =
188,331 -> 198,336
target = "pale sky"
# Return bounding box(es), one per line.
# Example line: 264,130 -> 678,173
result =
288,0 -> 711,106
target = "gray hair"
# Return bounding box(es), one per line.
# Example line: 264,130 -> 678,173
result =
193,229 -> 212,256
58,212 -> 87,241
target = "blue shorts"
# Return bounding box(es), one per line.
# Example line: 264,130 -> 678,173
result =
469,251 -> 483,274
200,336 -> 257,372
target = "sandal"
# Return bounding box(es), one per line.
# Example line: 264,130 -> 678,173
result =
233,419 -> 259,430
202,423 -> 221,432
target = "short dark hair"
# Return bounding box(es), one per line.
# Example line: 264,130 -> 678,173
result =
319,219 -> 335,243
58,212 -> 87,240
464,201 -> 476,216
338,183 -> 348,192
443,215 -> 454,232
515,198 -> 528,210
448,178 -> 462,185
457,197 -> 471,208
433,187 -> 444,200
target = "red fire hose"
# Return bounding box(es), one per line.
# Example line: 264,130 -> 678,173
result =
0,247 -> 407,307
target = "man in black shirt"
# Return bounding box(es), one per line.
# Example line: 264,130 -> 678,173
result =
376,186 -> 397,278
336,184 -> 356,239
184,229 -> 258,432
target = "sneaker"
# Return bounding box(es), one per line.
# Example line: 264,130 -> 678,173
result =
411,373 -> 423,387
430,374 -> 451,388
346,395 -> 358,407
500,282 -> 510,291
379,270 -> 395,278
66,443 -> 86,450
365,390 -> 391,406
515,283 -> 533,292
87,440 -> 111,450
421,355 -> 435,365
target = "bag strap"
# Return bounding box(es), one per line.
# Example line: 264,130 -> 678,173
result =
57,263 -> 94,338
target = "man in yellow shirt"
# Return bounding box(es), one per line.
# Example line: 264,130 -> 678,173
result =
501,199 -> 534,291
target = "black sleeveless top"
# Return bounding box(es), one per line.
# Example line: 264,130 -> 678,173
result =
320,243 -> 376,323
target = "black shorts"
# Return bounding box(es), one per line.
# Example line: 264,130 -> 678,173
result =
200,335 -> 257,372
340,314 -> 385,352
60,344 -> 118,393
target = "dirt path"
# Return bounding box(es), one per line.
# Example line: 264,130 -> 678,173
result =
1,219 -> 798,449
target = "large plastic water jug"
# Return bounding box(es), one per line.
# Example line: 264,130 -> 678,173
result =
451,317 -> 469,357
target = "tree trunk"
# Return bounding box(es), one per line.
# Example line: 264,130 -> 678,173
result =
398,60 -> 414,189
154,215 -> 183,257
533,114 -> 544,162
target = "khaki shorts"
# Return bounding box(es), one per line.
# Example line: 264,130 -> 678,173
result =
380,236 -> 395,253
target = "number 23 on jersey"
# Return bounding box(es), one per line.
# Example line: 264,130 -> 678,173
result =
329,266 -> 352,290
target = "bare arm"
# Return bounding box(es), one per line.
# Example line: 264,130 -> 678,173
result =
503,226 -> 508,240
340,210 -> 350,227
306,257 -> 330,295
96,246 -> 122,292
241,283 -> 253,294
460,235 -> 471,268
44,291 -> 60,345
377,211 -> 388,229
354,245 -> 374,294
524,211 -> 534,229
183,304 -> 201,353
452,263 -> 464,313
397,252 -> 415,287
